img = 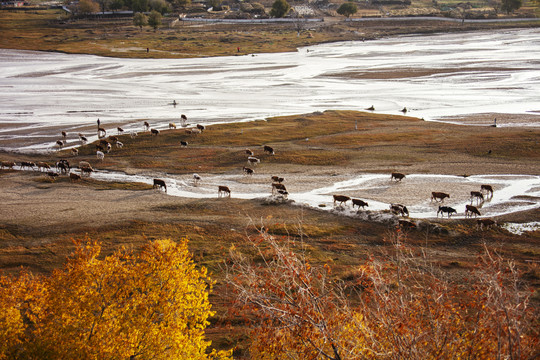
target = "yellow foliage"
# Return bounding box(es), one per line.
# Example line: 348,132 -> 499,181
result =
0,239 -> 232,360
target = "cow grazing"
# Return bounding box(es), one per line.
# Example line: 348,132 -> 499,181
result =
47,171 -> 59,181
79,135 -> 88,144
247,156 -> 260,166
243,166 -> 254,175
391,172 -> 406,181
352,199 -> 368,209
437,206 -> 456,218
80,166 -> 94,176
56,140 -> 64,149
272,183 -> 287,195
333,195 -> 350,207
431,192 -> 450,202
20,161 -> 36,170
61,131 -> 67,139
181,114 -> 187,122
36,161 -> 51,172
245,149 -> 254,156
196,124 -> 205,132
130,131 -> 138,139
470,191 -> 484,204
117,127 -> 124,135
169,123 -> 176,129
180,141 -> 188,147
276,189 -> 289,199
271,176 -> 284,183
70,172 -> 82,182
218,185 -> 231,198
150,128 -> 159,136
263,145 -> 274,155
193,173 -> 201,185
477,219 -> 496,230
98,127 -> 107,138
56,159 -> 70,174
153,179 -> 167,192
390,204 -> 409,217
144,121 -> 150,131
465,204 -> 481,218
116,141 -> 123,149
71,148 -> 79,156
481,184 -> 494,197
1,161 -> 15,169
96,151 -> 105,161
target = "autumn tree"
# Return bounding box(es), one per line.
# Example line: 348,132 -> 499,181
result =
77,0 -> 100,15
147,10 -> 163,31
133,12 -> 148,30
0,239 -> 231,360
337,2 -> 357,18
270,0 -> 290,18
226,227 -> 539,359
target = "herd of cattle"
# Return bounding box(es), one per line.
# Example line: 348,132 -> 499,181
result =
2,121 -> 498,229
330,172 -> 498,230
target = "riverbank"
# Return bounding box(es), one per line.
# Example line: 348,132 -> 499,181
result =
1,9 -> 539,58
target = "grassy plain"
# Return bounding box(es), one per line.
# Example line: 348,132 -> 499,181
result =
1,111 -> 539,356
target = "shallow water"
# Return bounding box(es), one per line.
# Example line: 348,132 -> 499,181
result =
22,166 -> 538,220
1,29 -> 539,152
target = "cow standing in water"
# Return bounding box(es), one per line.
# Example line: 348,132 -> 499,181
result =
153,179 -> 167,192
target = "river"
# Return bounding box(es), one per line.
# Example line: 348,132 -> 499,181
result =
1,28 -> 539,152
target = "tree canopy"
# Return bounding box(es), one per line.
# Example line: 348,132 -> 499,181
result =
337,2 -> 358,18
148,10 -> 163,30
0,239 -> 231,360
270,0 -> 290,18
501,0 -> 522,13
133,12 -> 148,30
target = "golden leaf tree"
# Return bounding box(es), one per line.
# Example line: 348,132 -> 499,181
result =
0,239 -> 231,360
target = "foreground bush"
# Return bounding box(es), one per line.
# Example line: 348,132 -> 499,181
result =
0,239 -> 231,360
226,229 -> 539,360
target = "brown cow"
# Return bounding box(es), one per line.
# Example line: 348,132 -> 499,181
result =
98,127 -> 107,138
245,149 -> 254,156
196,124 -> 205,132
150,128 -> 160,136
263,145 -> 274,155
271,176 -> 284,183
333,195 -> 350,207
391,172 -> 406,181
36,161 -> 51,172
117,127 -> 124,135
470,191 -> 484,204
218,185 -> 231,198
465,204 -> 481,218
70,172 -> 82,182
431,192 -> 450,202
144,121 -> 150,131
352,199 -> 368,209
153,179 -> 167,192
243,166 -> 254,175
477,219 -> 496,230
481,184 -> 494,198
1,161 -> 16,169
